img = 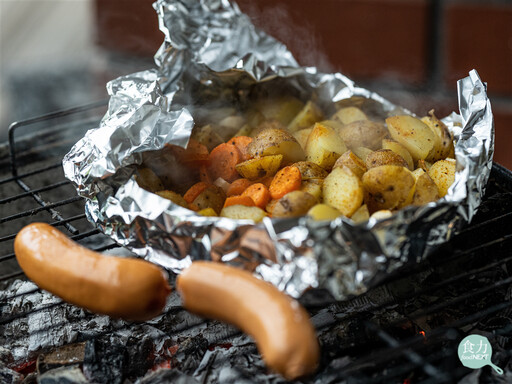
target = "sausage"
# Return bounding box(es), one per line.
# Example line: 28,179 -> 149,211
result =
176,261 -> 319,380
14,223 -> 171,321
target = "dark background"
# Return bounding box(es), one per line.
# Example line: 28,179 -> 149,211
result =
1,0 -> 510,168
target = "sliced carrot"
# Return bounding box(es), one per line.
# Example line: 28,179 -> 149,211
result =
223,196 -> 256,208
227,178 -> 253,197
184,182 -> 209,204
199,164 -> 213,184
242,183 -> 271,209
181,139 -> 209,166
188,202 -> 200,212
207,143 -> 242,183
269,166 -> 302,200
229,136 -> 253,161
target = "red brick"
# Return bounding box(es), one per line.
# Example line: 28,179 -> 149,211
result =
444,3 -> 512,96
238,0 -> 431,85
94,0 -> 162,56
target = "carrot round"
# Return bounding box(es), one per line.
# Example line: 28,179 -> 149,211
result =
184,182 -> 209,204
207,143 -> 242,183
199,164 -> 213,184
229,136 -> 253,161
224,195 -> 256,208
269,166 -> 302,200
260,175 -> 274,188
182,139 -> 209,166
227,178 -> 253,197
242,183 -> 271,209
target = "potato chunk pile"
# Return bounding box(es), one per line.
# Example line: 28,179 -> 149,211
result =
136,98 -> 456,222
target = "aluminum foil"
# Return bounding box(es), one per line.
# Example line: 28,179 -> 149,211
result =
63,0 -> 494,301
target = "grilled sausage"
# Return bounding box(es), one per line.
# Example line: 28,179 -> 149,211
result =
14,223 -> 171,321
177,261 -> 319,380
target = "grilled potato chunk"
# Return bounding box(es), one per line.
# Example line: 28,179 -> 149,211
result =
156,190 -> 188,208
135,167 -> 165,192
272,191 -> 318,218
338,120 -> 388,150
362,165 -> 415,212
411,168 -> 439,205
382,139 -> 414,170
191,124 -> 224,151
287,101 -> 324,132
428,158 -> 456,197
333,150 -> 367,179
331,106 -> 368,125
421,110 -> 455,162
365,149 -> 409,169
255,97 -> 305,126
305,122 -> 347,170
351,204 -> 370,223
220,205 -> 267,222
301,180 -> 323,201
386,115 -> 436,162
235,155 -> 283,180
307,204 -> 342,221
247,128 -> 305,165
323,167 -> 364,217
192,185 -> 226,214
293,127 -> 312,150
291,161 -> 328,179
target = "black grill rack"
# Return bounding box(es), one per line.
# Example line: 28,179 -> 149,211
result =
1,104 -> 512,383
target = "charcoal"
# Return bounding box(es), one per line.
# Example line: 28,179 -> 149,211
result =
37,365 -> 88,384
136,369 -> 200,384
36,343 -> 85,374
83,338 -> 126,384
0,361 -> 23,384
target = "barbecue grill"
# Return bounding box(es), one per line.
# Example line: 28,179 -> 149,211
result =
1,102 -> 512,383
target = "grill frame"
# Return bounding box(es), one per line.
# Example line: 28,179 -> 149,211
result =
1,105 -> 512,383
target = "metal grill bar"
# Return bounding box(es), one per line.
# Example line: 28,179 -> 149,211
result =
0,180 -> 71,205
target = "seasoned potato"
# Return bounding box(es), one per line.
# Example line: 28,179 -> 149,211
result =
421,110 -> 454,162
235,155 -> 283,180
351,204 -> 370,223
287,101 -> 324,132
156,190 -> 188,208
247,128 -> 305,164
198,207 -> 218,216
218,115 -> 246,139
333,150 -> 367,179
293,128 -> 312,150
220,205 -> 267,222
370,210 -> 393,220
338,120 -> 388,150
386,115 -> 436,162
192,185 -> 226,214
323,167 -> 364,217
135,167 -> 165,192
272,191 -> 318,218
352,147 -> 373,163
292,161 -> 328,179
362,165 -> 415,212
307,204 -> 342,221
191,124 -> 224,151
265,199 -> 279,215
417,159 -> 432,172
428,158 -> 456,197
305,122 -> 347,170
382,139 -> 414,170
411,168 -> 439,205
301,180 -> 323,201
365,149 -> 409,169
255,97 -> 305,126
331,106 -> 368,125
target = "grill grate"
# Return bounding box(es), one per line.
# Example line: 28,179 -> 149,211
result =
1,104 -> 512,383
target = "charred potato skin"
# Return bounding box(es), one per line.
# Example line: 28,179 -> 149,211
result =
362,165 -> 415,213
272,191 -> 318,218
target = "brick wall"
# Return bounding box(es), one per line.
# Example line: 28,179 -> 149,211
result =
95,0 -> 512,169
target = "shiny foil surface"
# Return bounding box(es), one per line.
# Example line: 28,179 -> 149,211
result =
63,0 -> 494,300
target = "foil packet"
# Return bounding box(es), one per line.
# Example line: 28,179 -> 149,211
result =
63,0 -> 494,300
